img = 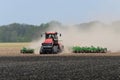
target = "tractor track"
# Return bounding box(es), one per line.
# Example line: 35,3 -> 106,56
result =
0,53 -> 120,80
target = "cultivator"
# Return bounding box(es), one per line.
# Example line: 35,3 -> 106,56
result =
20,47 -> 34,54
20,31 -> 108,54
72,46 -> 107,53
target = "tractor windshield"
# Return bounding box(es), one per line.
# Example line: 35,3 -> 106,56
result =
46,34 -> 55,39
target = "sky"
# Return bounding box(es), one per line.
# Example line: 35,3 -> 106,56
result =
0,0 -> 120,25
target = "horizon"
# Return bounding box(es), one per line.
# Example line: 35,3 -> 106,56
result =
0,20 -> 120,26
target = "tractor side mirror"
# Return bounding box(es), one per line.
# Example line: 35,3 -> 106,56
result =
60,34 -> 61,37
41,34 -> 43,37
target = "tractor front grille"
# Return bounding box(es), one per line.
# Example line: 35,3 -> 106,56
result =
43,46 -> 52,48
42,43 -> 52,46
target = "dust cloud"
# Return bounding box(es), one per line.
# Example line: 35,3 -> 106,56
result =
29,21 -> 120,53
29,38 -> 44,54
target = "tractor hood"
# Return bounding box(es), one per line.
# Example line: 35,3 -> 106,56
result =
43,38 -> 53,44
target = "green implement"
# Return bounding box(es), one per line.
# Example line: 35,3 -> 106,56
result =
72,46 -> 107,53
20,47 -> 34,54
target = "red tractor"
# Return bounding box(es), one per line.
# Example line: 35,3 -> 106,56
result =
40,32 -> 64,54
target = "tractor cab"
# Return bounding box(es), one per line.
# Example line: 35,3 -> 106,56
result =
45,32 -> 58,44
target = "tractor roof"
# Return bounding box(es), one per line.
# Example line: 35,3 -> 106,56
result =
45,32 -> 57,34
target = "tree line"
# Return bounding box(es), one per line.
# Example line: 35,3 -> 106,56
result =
0,21 -> 61,42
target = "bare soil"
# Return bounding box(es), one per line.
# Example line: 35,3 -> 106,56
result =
0,55 -> 120,80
